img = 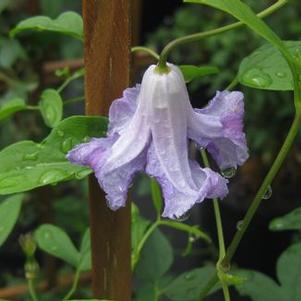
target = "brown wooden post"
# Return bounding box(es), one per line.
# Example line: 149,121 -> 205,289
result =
82,1 -> 131,300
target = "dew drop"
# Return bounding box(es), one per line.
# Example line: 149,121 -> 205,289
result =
184,272 -> 195,280
39,170 -> 67,185
243,68 -> 272,88
57,130 -> 64,137
262,185 -> 272,200
275,71 -> 286,78
61,137 -> 73,153
176,211 -> 191,222
43,231 -> 51,239
236,220 -> 243,231
221,167 -> 237,179
83,136 -> 90,143
23,152 -> 38,161
189,236 -> 196,243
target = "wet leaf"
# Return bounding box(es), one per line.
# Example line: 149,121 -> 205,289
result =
239,41 -> 301,91
0,116 -> 108,195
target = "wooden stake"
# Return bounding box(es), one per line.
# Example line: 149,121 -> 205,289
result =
82,1 -> 131,300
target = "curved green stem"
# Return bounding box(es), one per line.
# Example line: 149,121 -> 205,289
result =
201,150 -> 229,300
28,279 -> 39,301
62,268 -> 81,301
132,220 -> 160,270
131,46 -> 160,60
158,0 -> 287,68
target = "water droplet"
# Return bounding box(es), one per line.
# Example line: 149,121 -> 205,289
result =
57,130 -> 64,137
184,272 -> 195,280
221,167 -> 237,179
83,136 -> 90,143
23,152 -> 38,161
275,72 -> 286,78
262,185 -> 272,200
61,137 -> 73,153
51,246 -> 58,251
243,68 -> 272,88
236,220 -> 243,231
44,231 -> 51,239
189,236 -> 196,243
39,170 -> 67,185
176,211 -> 191,222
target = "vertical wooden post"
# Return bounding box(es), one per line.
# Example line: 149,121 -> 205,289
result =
82,1 -> 131,300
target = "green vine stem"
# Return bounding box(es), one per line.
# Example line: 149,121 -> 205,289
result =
201,150 -> 230,301
199,111 -> 301,299
131,46 -> 160,60
157,0 -> 287,69
28,278 -> 39,301
222,112 -> 301,266
62,267 -> 81,301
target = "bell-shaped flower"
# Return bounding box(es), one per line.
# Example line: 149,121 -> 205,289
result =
67,64 -> 248,219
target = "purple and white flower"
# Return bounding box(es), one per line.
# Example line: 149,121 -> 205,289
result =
67,64 -> 248,219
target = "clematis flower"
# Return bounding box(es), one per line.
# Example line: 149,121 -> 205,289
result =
67,64 -> 248,219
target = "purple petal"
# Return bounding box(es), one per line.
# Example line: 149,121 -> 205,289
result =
189,91 -> 249,169
108,85 -> 140,135
146,143 -> 228,219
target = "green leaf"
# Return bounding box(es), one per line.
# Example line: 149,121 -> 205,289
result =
69,300 -> 111,301
163,266 -> 219,301
78,228 -> 91,271
0,98 -> 27,121
39,89 -> 63,128
269,205 -> 301,231
239,41 -> 301,91
234,243 -> 301,300
179,65 -> 219,83
0,116 -> 108,195
135,229 -> 173,281
10,12 -> 83,41
277,243 -> 301,299
35,224 -> 79,267
234,269 -> 284,301
184,0 -> 284,52
0,194 -> 23,247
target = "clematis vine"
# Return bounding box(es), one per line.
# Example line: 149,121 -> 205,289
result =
67,64 -> 248,219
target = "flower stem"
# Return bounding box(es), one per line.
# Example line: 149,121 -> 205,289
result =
201,150 -> 229,300
158,0 -> 287,68
27,278 -> 39,301
62,268 -> 81,301
132,220 -> 160,270
131,46 -> 160,60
